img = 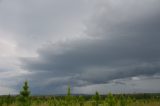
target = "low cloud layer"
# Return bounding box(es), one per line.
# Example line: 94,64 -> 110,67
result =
0,0 -> 160,94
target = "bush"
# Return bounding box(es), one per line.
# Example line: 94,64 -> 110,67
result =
106,93 -> 116,106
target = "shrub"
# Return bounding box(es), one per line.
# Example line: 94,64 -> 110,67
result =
105,93 -> 116,106
119,95 -> 127,106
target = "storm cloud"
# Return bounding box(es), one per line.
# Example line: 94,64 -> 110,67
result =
0,0 -> 160,94
20,0 -> 160,94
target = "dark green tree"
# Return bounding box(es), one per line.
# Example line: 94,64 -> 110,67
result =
67,85 -> 71,97
92,91 -> 101,106
18,81 -> 31,106
5,94 -> 13,106
65,85 -> 73,106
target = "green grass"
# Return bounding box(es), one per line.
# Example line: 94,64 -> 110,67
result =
0,81 -> 160,106
0,94 -> 160,106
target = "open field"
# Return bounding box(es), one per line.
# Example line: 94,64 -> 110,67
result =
1,93 -> 160,106
0,81 -> 160,106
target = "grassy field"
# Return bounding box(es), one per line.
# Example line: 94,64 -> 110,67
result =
0,81 -> 160,106
0,92 -> 160,106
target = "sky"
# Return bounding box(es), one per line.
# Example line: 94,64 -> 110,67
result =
0,0 -> 160,95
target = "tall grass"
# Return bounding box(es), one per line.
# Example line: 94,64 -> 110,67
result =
0,81 -> 160,106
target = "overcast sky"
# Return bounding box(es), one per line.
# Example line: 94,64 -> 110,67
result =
0,0 -> 160,95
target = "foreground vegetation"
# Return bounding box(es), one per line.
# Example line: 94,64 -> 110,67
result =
0,81 -> 160,106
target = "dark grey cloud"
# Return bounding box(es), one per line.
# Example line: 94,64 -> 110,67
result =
1,0 -> 160,94
0,0 -> 95,94
19,0 -> 160,94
